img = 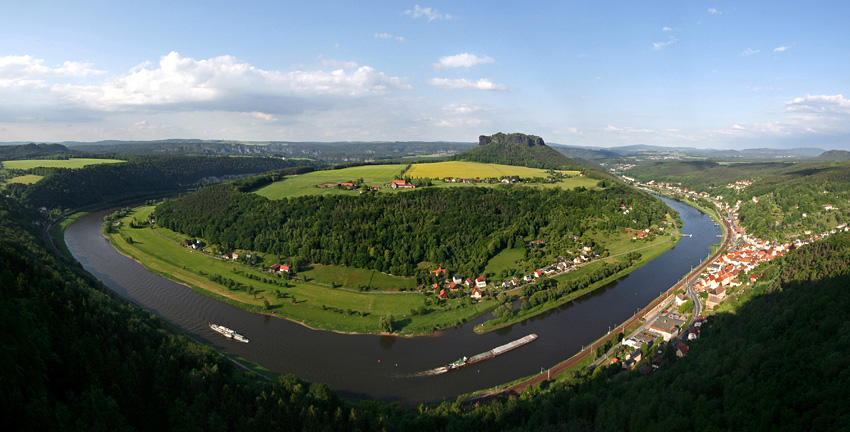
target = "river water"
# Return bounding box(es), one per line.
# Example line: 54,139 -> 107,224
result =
65,197 -> 718,404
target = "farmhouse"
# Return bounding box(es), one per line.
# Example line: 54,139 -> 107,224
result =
390,179 -> 415,189
269,263 -> 291,274
470,289 -> 483,299
476,277 -> 487,288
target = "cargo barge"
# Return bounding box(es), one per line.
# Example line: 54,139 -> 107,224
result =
445,333 -> 537,371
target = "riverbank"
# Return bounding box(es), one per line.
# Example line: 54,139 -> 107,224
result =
474,237 -> 678,334
105,206 -> 500,336
471,196 -> 732,402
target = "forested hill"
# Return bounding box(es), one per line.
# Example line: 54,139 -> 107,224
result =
625,160 -> 850,242
155,182 -> 669,277
0,143 -> 74,160
452,133 -> 583,170
19,156 -> 315,210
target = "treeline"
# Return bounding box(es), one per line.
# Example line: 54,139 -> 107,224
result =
0,142 -> 74,160
20,155 -> 315,209
154,183 -> 670,277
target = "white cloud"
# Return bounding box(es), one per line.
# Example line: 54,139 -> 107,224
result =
247,111 -> 277,121
652,37 -> 677,50
404,5 -> 453,22
783,94 -> 850,116
433,53 -> 494,71
741,48 -> 760,56
444,102 -> 481,115
712,94 -> 850,148
321,59 -> 359,69
0,55 -> 104,79
426,78 -> 507,91
604,124 -> 653,134
375,33 -> 406,42
54,52 -> 410,111
774,46 -> 789,52
662,26 -> 673,32
707,8 -> 721,14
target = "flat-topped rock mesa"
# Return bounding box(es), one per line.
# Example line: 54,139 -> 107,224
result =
479,133 -> 546,147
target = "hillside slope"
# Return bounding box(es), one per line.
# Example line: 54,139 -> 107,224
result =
453,133 -> 582,170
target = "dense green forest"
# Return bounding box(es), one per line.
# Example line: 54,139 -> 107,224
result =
626,160 -> 850,241
15,156 -> 315,210
154,183 -> 669,277
0,143 -> 75,160
4,185 -> 850,430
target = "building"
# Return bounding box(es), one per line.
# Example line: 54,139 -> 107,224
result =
648,316 -> 686,342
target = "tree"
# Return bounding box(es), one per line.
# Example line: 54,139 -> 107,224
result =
379,314 -> 395,333
263,298 -> 271,309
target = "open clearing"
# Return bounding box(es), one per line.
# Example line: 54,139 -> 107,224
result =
2,158 -> 125,170
406,161 -> 580,179
5,174 -> 43,184
254,164 -> 406,199
254,161 -> 594,199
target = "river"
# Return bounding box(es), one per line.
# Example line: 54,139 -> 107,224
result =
65,197 -> 719,404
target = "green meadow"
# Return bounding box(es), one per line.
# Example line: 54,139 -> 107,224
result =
109,206 -> 495,335
2,158 -> 125,170
6,174 -> 43,184
254,164 -> 406,199
254,161 -> 595,200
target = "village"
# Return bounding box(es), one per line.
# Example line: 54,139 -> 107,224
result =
602,176 -> 850,377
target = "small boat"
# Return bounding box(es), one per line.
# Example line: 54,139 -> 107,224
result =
209,323 -> 249,343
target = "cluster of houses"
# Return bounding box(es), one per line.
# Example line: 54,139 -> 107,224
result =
426,267 -> 492,300
609,175 -> 850,376
615,311 -> 709,375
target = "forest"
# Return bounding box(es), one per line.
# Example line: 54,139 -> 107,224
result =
154,182 -> 670,277
14,155 -> 315,210
625,160 -> 850,241
3,186 -> 849,430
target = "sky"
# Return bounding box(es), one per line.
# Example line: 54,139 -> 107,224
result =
1,1 -> 848,150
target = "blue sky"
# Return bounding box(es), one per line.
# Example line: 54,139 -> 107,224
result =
1,1 -> 848,149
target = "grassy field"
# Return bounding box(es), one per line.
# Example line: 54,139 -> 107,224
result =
299,264 -> 417,291
406,161 -> 580,179
5,174 -> 43,184
254,164 -> 405,199
108,206 -> 495,335
476,237 -> 678,333
483,247 -> 526,276
2,158 -> 125,170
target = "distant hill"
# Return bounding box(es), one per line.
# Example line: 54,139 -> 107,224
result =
0,143 -> 74,160
816,149 -> 850,161
452,133 -> 582,170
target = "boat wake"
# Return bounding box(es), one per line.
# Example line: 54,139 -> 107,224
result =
406,367 -> 447,377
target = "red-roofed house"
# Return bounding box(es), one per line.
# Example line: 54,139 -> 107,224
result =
676,342 -> 689,357
439,289 -> 448,300
470,288 -> 483,299
475,277 -> 487,288
431,267 -> 446,276
390,179 -> 415,189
